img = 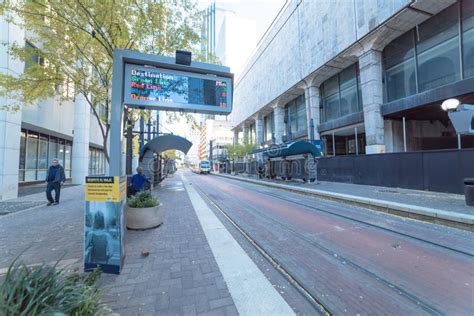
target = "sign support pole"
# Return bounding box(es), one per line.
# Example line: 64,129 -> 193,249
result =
110,50 -> 125,177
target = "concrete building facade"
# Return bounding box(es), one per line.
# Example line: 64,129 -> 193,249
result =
0,15 -> 106,200
231,0 -> 474,157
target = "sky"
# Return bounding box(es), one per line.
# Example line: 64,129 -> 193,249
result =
161,0 -> 286,147
197,0 -> 287,46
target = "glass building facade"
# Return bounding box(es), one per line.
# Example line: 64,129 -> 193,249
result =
264,112 -> 274,142
320,63 -> 362,122
383,0 -> 474,102
285,95 -> 307,136
89,147 -> 106,176
248,123 -> 256,144
19,129 -> 72,182
18,129 -> 107,182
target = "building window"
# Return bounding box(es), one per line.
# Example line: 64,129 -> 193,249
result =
285,95 -> 307,135
37,135 -> 48,180
463,0 -> 474,78
417,3 -> 460,92
383,1 -> 471,101
25,41 -> 44,70
89,147 -> 106,175
19,129 -> 72,182
264,112 -> 275,142
384,30 -> 416,102
321,64 -> 361,122
25,132 -> 38,181
248,123 -> 256,144
18,131 -> 26,182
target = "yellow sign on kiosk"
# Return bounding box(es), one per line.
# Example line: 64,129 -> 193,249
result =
85,176 -> 126,202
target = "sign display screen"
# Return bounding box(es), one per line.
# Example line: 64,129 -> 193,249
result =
124,64 -> 232,114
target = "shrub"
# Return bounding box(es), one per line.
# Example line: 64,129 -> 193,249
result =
0,261 -> 109,315
127,191 -> 160,208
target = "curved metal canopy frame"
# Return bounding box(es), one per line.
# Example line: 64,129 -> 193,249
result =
139,134 -> 193,160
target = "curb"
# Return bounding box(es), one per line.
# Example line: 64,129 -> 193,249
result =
212,173 -> 474,232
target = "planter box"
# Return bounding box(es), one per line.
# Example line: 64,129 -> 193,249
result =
126,204 -> 163,230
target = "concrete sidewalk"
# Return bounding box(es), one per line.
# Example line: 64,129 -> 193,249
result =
213,173 -> 474,231
0,182 -> 79,216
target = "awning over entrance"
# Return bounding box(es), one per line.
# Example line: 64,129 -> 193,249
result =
252,141 -> 322,158
139,134 -> 192,159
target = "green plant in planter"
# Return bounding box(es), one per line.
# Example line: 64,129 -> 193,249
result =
127,191 -> 160,208
0,261 -> 109,315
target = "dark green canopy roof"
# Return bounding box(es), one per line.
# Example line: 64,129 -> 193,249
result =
140,134 -> 192,159
253,141 -> 322,158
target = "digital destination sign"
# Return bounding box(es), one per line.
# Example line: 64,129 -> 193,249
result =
123,64 -> 232,114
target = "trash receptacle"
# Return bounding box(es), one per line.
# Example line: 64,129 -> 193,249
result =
464,178 -> 474,206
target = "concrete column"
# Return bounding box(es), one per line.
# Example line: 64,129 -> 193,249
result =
243,125 -> 249,144
359,50 -> 385,154
273,105 -> 285,144
304,85 -> 321,140
0,14 -> 24,200
233,129 -> 239,146
255,115 -> 264,146
71,93 -> 91,184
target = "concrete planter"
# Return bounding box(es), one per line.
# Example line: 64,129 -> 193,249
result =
126,203 -> 163,230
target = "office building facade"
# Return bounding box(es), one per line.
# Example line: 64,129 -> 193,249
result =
0,14 -> 106,200
231,0 -> 474,156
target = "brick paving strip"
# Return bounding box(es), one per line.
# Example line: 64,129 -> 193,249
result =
181,174 -> 295,315
99,177 -> 244,315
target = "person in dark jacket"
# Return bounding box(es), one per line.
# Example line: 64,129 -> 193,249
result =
130,167 -> 150,195
45,159 -> 66,205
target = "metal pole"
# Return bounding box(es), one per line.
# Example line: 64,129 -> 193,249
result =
355,127 -> 358,155
147,119 -> 151,141
310,118 -> 315,142
139,116 -> 144,149
403,117 -> 407,152
332,132 -> 336,157
209,140 -> 213,171
458,133 -> 462,149
110,51 -> 125,177
126,114 -> 133,175
156,111 -> 160,135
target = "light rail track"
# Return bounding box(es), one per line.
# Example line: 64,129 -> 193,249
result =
193,181 -> 445,316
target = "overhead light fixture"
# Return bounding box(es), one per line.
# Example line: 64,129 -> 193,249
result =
441,98 -> 460,111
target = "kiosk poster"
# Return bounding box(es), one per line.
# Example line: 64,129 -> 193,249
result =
84,176 -> 126,274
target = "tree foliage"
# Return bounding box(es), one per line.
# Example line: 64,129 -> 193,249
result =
162,149 -> 178,160
225,142 -> 258,161
0,0 -> 209,162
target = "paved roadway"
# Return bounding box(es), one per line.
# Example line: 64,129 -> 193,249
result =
186,171 -> 474,316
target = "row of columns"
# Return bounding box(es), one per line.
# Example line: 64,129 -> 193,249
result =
233,50 -> 386,155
